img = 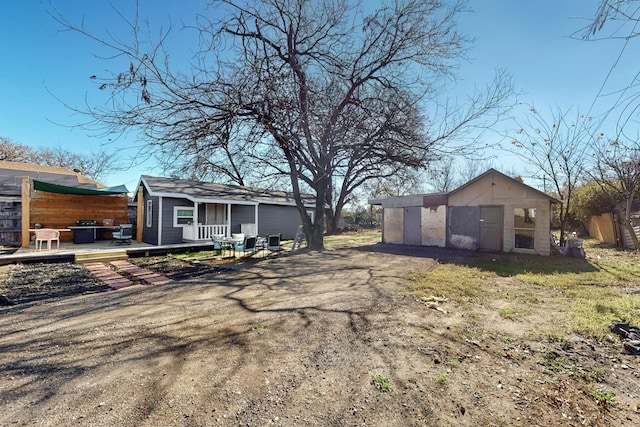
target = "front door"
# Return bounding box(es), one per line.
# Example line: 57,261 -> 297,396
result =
403,207 -> 422,246
479,206 -> 502,251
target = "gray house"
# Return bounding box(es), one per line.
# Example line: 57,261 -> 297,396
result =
135,175 -> 316,245
370,169 -> 559,256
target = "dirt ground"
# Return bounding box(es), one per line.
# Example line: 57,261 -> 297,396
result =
0,236 -> 639,426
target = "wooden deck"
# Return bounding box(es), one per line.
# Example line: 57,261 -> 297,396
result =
0,239 -> 216,265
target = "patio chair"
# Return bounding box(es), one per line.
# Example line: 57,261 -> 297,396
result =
212,234 -> 226,255
231,233 -> 245,251
111,224 -> 133,245
35,228 -> 60,251
255,236 -> 267,254
267,234 -> 282,255
238,236 -> 257,257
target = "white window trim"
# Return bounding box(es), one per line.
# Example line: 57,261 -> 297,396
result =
146,199 -> 153,228
513,207 -> 536,251
306,209 -> 315,224
174,206 -> 195,227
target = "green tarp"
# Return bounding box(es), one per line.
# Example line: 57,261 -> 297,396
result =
33,180 -> 129,195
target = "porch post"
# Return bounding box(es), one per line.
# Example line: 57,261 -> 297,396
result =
254,203 -> 259,236
21,176 -> 30,249
227,203 -> 232,236
193,201 -> 199,240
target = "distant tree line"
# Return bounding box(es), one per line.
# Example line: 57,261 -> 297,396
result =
0,136 -> 116,182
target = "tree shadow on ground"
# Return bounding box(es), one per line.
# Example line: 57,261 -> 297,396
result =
361,242 -> 600,276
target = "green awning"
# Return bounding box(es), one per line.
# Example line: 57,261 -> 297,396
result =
33,180 -> 129,195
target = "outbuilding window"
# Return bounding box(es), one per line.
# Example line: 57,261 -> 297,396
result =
514,207 -> 536,250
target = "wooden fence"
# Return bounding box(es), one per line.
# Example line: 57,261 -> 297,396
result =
28,191 -> 128,243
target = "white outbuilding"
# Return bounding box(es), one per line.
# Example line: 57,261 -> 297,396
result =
369,169 -> 559,256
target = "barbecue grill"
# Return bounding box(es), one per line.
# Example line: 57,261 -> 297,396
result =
71,220 -> 99,243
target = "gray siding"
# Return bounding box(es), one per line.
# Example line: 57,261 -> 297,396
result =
161,197 -> 189,245
258,204 -> 303,239
142,191 -> 159,245
231,205 -> 255,234
198,204 -> 207,223
141,186 -> 307,244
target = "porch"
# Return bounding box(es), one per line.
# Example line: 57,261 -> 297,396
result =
178,201 -> 258,242
182,223 -> 229,241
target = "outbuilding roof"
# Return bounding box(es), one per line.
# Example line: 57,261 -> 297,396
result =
449,168 -> 560,203
369,168 -> 560,207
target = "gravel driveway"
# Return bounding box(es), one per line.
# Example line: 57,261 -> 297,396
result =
1,241 -> 638,426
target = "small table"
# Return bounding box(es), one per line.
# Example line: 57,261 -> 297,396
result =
221,237 -> 244,258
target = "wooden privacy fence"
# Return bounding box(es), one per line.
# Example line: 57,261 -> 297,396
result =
587,213 -> 616,245
21,178 -> 128,246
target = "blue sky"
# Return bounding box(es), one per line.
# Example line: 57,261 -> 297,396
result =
0,0 -> 635,190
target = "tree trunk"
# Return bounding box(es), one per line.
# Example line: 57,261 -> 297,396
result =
306,222 -> 325,250
305,183 -> 326,250
558,206 -> 567,247
325,209 -> 338,235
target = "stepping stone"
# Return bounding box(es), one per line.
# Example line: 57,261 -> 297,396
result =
83,262 -> 134,289
109,260 -> 173,285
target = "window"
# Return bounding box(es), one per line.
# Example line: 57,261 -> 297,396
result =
146,199 -> 153,228
306,209 -> 315,224
514,208 -> 536,250
174,206 -> 195,227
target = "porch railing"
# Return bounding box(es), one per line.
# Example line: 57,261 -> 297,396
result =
183,224 -> 228,241
197,224 -> 228,240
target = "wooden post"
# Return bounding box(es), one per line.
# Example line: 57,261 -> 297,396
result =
136,185 -> 143,242
21,176 -> 31,248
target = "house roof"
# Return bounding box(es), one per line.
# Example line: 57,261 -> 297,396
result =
0,160 -> 101,185
0,160 -> 106,198
137,175 -> 317,207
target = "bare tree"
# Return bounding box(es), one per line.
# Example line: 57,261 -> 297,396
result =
0,137 -> 35,162
509,106 -> 592,245
581,1 -> 640,136
0,137 -> 116,182
36,146 -> 118,183
456,157 -> 495,184
52,0 -> 513,249
364,167 -> 426,200
426,157 -> 457,192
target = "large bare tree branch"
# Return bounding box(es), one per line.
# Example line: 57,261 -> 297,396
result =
50,0 -> 514,248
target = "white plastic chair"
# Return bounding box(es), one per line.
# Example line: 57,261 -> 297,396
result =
35,229 -> 60,251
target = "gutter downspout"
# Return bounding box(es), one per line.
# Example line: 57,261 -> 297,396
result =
255,203 -> 259,236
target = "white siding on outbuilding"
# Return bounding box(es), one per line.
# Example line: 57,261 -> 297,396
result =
421,206 -> 446,247
383,208 -> 404,244
370,169 -> 559,256
448,170 -> 554,256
